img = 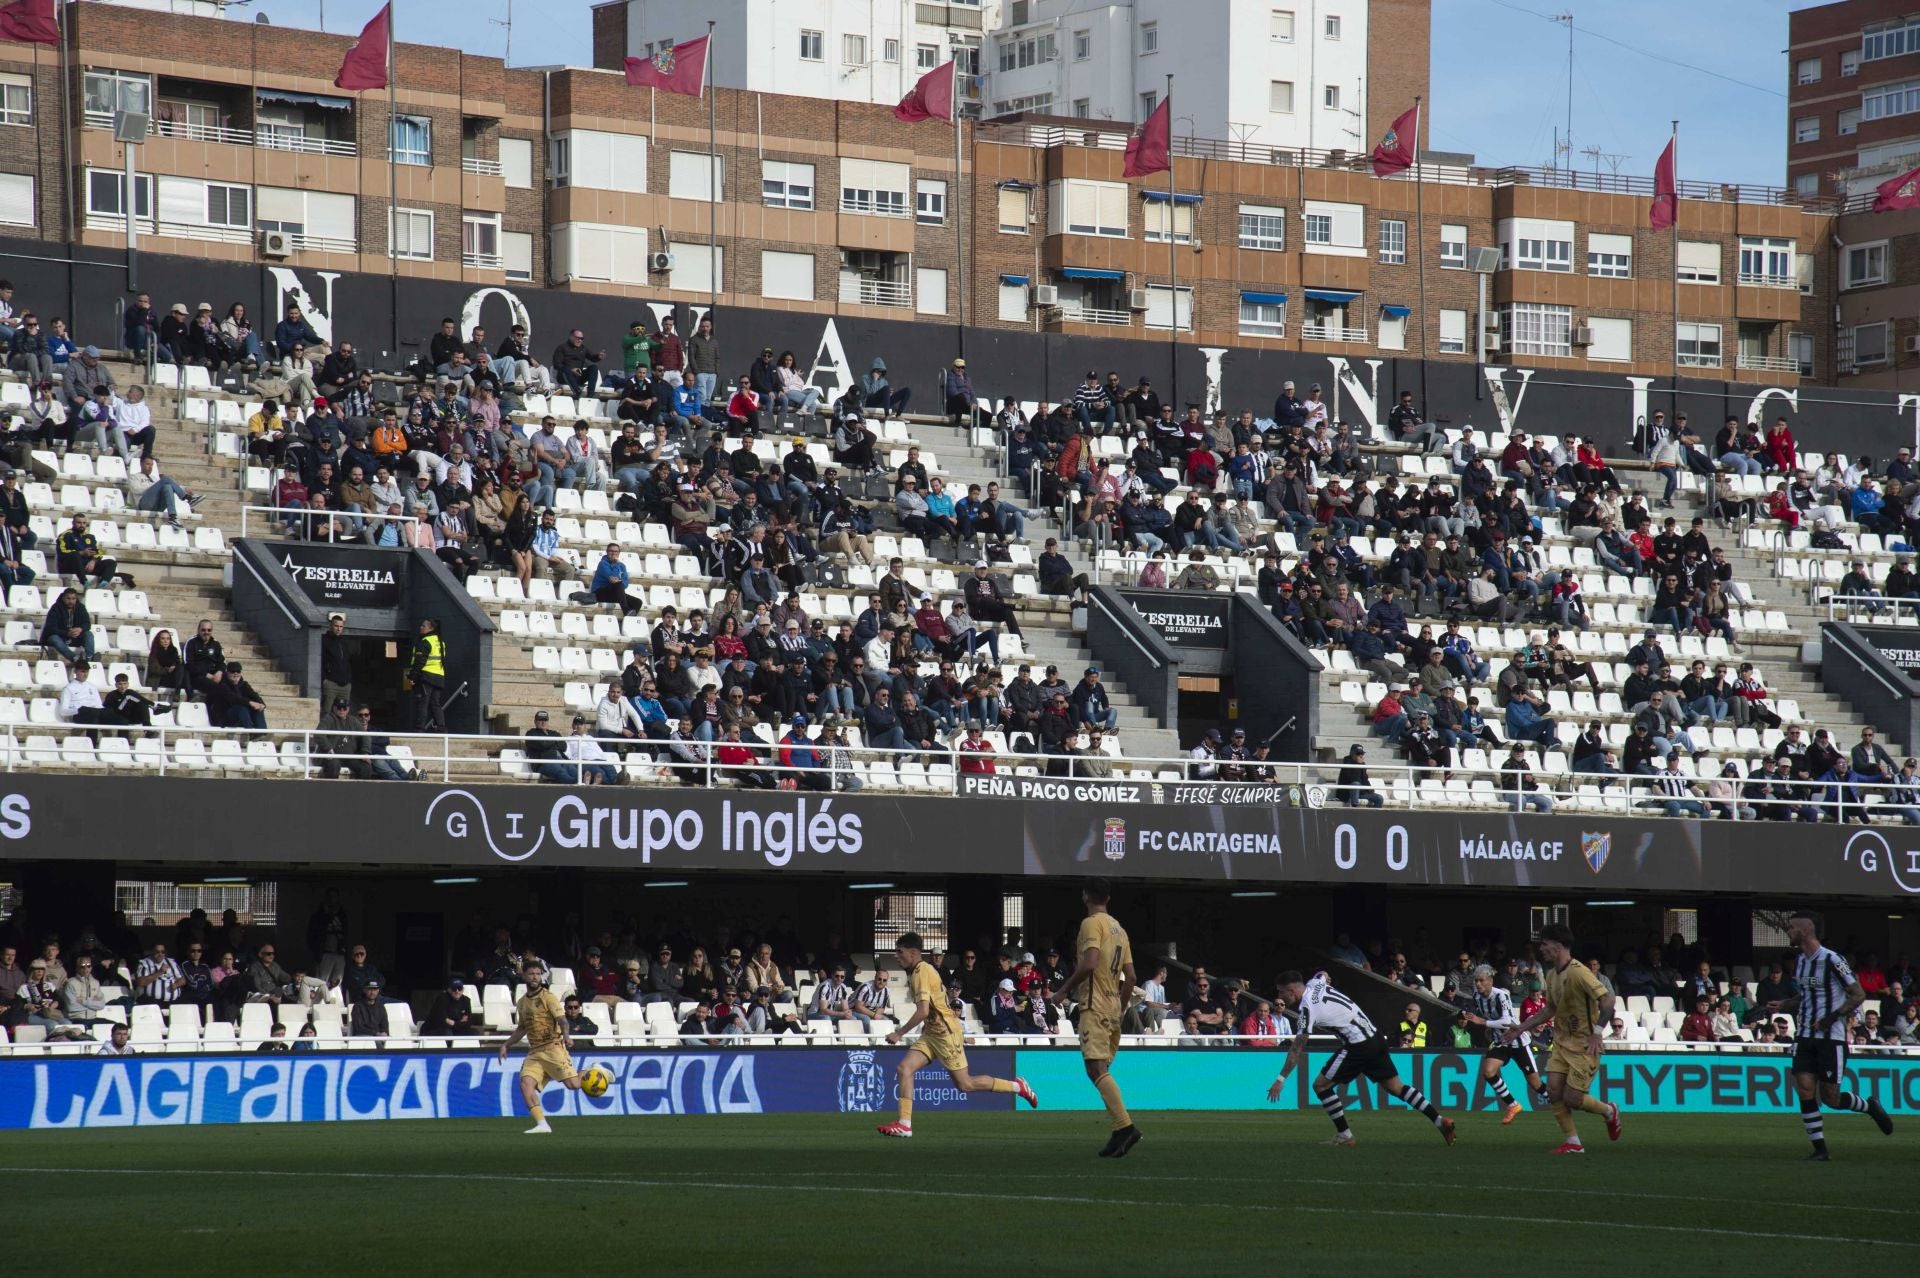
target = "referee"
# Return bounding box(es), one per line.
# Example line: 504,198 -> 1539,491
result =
1766,909 -> 1895,1160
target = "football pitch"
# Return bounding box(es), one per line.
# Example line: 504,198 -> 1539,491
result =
2,1111 -> 1908,1275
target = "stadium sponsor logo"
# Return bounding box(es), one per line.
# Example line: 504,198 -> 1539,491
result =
1581,831 -> 1611,874
1131,607 -> 1224,642
1166,784 -> 1294,806
1842,827 -> 1920,896
423,790 -> 864,867
1457,835 -> 1567,862
836,1050 -> 891,1112
278,553 -> 398,601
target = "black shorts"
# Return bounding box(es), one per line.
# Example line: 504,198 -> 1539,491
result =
1487,1041 -> 1540,1075
1792,1037 -> 1848,1084
1320,1034 -> 1398,1086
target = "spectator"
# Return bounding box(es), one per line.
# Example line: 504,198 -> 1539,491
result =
54,515 -> 115,586
1180,975 -> 1229,1036
1501,742 -> 1552,813
564,714 -> 622,785
1336,742 -> 1382,807
41,587 -> 96,664
133,941 -> 183,1007
349,979 -> 390,1037
206,662 -> 268,730
851,970 -> 891,1030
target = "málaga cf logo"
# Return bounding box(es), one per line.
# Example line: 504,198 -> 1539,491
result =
651,47 -> 677,75
1581,831 -> 1611,874
838,1049 -> 890,1113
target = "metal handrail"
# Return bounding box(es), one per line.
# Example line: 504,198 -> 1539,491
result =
1301,324 -> 1369,343
237,503 -> 424,541
1055,304 -> 1132,326
461,156 -> 503,176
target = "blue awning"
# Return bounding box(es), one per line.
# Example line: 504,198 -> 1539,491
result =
1381,304 -> 1411,318
998,179 -> 1035,191
1000,274 -> 1030,286
1241,291 -> 1289,305
1142,190 -> 1204,205
1304,288 -> 1361,304
258,89 -> 353,111
1060,267 -> 1125,281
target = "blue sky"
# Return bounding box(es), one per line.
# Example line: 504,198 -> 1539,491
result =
267,0 -> 1812,189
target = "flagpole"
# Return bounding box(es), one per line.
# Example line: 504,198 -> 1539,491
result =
952,56 -> 965,355
1414,95 -> 1428,414
706,20 -> 717,321
1668,119 -> 1678,420
1166,73 -> 1177,411
56,0 -> 72,243
386,1 -> 399,361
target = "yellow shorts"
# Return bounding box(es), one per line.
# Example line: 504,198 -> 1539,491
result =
521,1043 -> 575,1087
1546,1042 -> 1597,1094
913,1033 -> 968,1076
1078,1010 -> 1121,1063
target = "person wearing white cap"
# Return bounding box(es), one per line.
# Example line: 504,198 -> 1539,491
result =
964,559 -> 1022,637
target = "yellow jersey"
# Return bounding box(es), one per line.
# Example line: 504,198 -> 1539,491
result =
1075,912 -> 1132,1021
516,987 -> 566,1049
911,961 -> 959,1039
1543,958 -> 1607,1042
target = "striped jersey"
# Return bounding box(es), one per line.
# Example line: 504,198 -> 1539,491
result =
1299,973 -> 1378,1045
1471,985 -> 1529,1048
1793,946 -> 1856,1042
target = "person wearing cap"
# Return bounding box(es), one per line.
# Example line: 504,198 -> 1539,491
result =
561,713 -> 622,785
59,343 -> 114,413
1271,380 -> 1306,430
348,976 -> 391,1038
1121,376 -> 1162,426
776,715 -> 830,791
422,976 -> 477,1036
1335,742 -> 1382,807
943,355 -> 988,428
963,559 -> 1024,639
1070,370 -> 1114,436
1067,665 -> 1118,734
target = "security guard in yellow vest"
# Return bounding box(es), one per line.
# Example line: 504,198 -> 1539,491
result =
1398,1002 -> 1430,1049
410,617 -> 448,730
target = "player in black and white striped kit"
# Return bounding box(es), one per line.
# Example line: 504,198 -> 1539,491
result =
1266,970 -> 1457,1147
1765,909 -> 1894,1161
1461,964 -> 1552,1124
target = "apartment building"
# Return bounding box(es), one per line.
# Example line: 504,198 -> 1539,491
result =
1788,0 -> 1920,202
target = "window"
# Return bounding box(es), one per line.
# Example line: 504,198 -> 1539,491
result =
1794,173 -> 1820,197
1844,241 -> 1888,288
998,184 -> 1031,233
550,222 -> 648,284
1144,284 -> 1192,331
1238,204 -> 1286,251
1323,85 -> 1340,110
916,179 -> 947,225
1587,316 -> 1632,362
999,32 -> 1057,71
1272,9 -> 1294,41
763,160 -> 815,210
883,39 -> 899,63
1141,21 -> 1158,54
1794,116 -> 1819,143
1587,232 -> 1632,278
1238,295 -> 1286,337
0,172 -> 31,226
256,187 -> 355,249
83,70 -> 150,118
1839,107 -> 1860,135
1853,322 -> 1891,367
1270,80 -> 1295,113
389,114 -> 430,167
1676,321 -> 1723,368
550,130 -> 646,193
1795,57 -> 1821,85
1073,99 -> 1090,117
917,44 -> 939,70
85,168 -> 151,223
389,208 -> 433,260
1790,331 -> 1814,376
1864,17 -> 1920,61
844,33 -> 867,65
1437,309 -> 1467,354
1738,236 -> 1795,287
1048,178 -> 1128,237
499,137 -> 533,188
1499,302 -> 1574,356
1863,78 -> 1920,122
204,181 -> 250,229
1378,309 -> 1407,350
842,158 -> 911,217
761,250 -> 814,301
1302,199 -> 1365,255
916,267 -> 948,315
1144,197 -> 1194,244
1842,49 -> 1861,76
998,278 -> 1028,322
1073,29 -> 1090,59
502,230 -> 534,281
462,211 -> 500,263
1439,223 -> 1466,269
0,73 -> 31,127
800,29 -> 824,61
1378,218 -> 1406,264
670,150 -> 724,201
669,242 -> 723,294
1010,0 -> 1029,22
1675,240 -> 1720,284
991,93 -> 1055,114
1139,91 -> 1157,120
1499,217 -> 1574,272
1324,14 -> 1342,38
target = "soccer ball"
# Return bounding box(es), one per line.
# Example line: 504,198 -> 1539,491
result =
579,1066 -> 612,1098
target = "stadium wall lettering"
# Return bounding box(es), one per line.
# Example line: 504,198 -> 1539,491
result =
0,1047 -> 1017,1130
2,775 -> 1920,898
8,237 -> 1919,460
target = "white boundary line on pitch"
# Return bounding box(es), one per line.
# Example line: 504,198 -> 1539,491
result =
0,1166 -> 1910,1249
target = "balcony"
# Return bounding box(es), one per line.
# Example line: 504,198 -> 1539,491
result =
257,127 -> 356,158
1055,303 -> 1132,326
1301,323 -> 1369,343
462,251 -> 503,270
288,233 -> 357,255
461,156 -> 503,176
85,109 -> 356,157
1737,353 -> 1801,373
1736,271 -> 1796,290
839,277 -> 913,308
839,194 -> 911,219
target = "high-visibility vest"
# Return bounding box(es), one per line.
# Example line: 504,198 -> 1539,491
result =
416,633 -> 445,677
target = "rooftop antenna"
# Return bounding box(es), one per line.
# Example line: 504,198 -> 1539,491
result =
490,0 -> 512,65
1581,143 -> 1628,177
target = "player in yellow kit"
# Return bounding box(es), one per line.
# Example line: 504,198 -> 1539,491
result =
497,958 -> 587,1135
1049,877 -> 1141,1157
877,931 -> 1037,1138
1503,923 -> 1622,1154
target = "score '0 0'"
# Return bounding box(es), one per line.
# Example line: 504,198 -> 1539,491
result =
1331,823 -> 1409,873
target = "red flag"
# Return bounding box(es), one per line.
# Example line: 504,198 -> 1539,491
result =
1872,163 -> 1920,212
334,4 -> 391,92
1123,97 -> 1171,178
894,60 -> 955,123
1369,104 -> 1419,177
624,34 -> 710,97
0,0 -> 57,45
1650,137 -> 1677,229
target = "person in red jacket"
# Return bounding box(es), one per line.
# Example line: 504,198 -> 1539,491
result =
1679,994 -> 1716,1043
1240,998 -> 1283,1048
958,723 -> 996,775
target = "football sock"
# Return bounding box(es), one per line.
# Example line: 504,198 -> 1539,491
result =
898,1091 -> 914,1125
1488,1077 -> 1515,1105
1400,1086 -> 1445,1129
1576,1094 -> 1611,1117
1551,1102 -> 1578,1141
986,1078 -> 1017,1093
528,1099 -> 544,1123
1319,1091 -> 1351,1135
1800,1093 -> 1825,1151
1095,1073 -> 1132,1132
1837,1092 -> 1871,1114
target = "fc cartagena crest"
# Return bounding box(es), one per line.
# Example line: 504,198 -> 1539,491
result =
1581,831 -> 1611,874
651,47 -> 677,74
1102,817 -> 1127,862
837,1049 -> 890,1113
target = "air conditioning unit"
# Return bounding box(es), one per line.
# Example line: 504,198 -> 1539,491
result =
1483,332 -> 1502,351
1906,335 -> 1920,354
649,251 -> 675,273
1031,284 -> 1059,307
1571,325 -> 1594,347
1127,288 -> 1150,310
260,229 -> 292,258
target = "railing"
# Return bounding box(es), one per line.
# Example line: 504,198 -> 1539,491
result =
838,278 -> 913,308
153,219 -> 253,245
287,233 -> 357,255
153,116 -> 254,147
1676,353 -> 1724,368
838,195 -> 911,218
1736,271 -> 1797,289
1736,353 -> 1801,373
461,155 -> 503,176
256,131 -> 357,158
237,503 -> 424,542
1825,593 -> 1920,622
462,251 -> 504,271
1300,324 -> 1369,343
84,109 -> 357,157
1054,303 -> 1132,326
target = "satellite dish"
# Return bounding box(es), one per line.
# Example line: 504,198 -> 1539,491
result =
254,12 -> 271,22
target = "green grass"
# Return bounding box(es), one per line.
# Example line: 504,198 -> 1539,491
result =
2,1112 -> 1910,1275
